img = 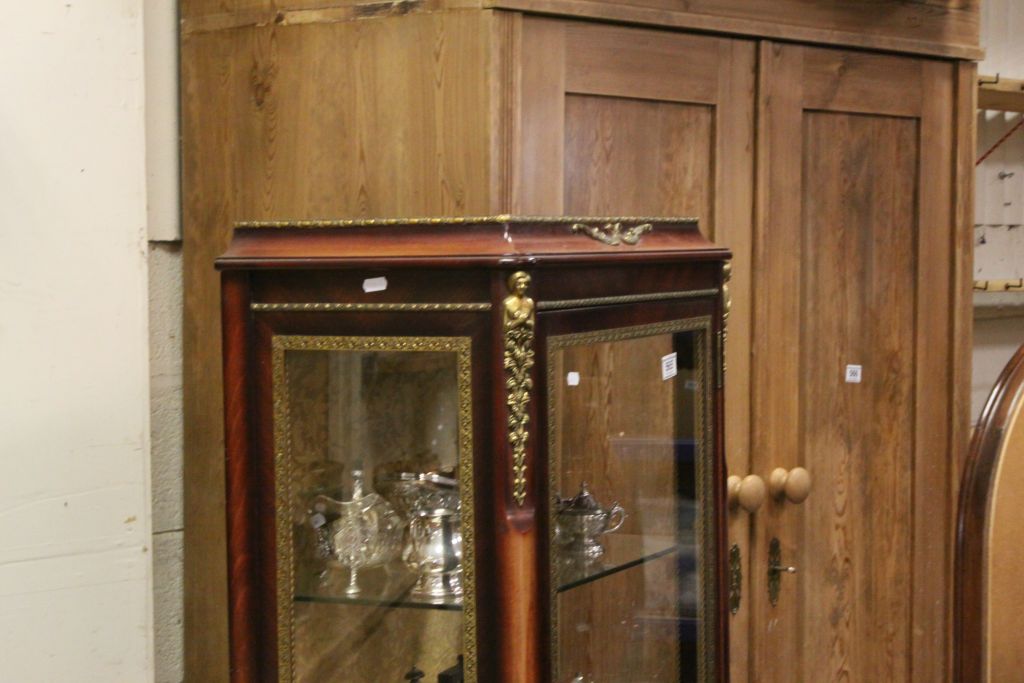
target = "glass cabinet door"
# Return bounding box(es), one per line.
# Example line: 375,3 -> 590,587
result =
272,335 -> 476,683
547,319 -> 715,683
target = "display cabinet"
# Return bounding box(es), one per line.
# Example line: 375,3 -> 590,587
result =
217,216 -> 731,683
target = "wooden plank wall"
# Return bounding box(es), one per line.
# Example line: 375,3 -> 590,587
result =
180,11 -> 499,679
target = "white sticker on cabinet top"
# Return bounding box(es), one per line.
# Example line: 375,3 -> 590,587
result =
362,276 -> 388,293
661,353 -> 678,381
845,364 -> 863,383
566,371 -> 580,386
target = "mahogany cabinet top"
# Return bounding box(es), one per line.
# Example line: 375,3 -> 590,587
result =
216,216 -> 729,269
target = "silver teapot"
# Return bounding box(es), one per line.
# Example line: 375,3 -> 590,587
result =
554,482 -> 626,560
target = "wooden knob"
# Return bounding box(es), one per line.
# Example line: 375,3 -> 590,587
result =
768,467 -> 812,503
727,474 -> 766,513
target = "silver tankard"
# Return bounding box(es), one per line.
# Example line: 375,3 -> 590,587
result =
378,470 -> 464,600
407,507 -> 463,599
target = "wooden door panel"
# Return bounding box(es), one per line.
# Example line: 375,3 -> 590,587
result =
800,112 -> 918,682
754,43 -> 957,683
564,96 -> 713,219
517,18 -> 755,681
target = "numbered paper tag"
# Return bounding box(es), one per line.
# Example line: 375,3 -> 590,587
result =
310,512 -> 327,529
661,352 -> 678,381
845,364 -> 863,384
362,276 -> 388,293
566,371 -> 580,386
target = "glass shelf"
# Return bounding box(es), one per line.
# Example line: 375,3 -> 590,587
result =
555,533 -> 693,593
295,533 -> 692,611
295,561 -> 464,612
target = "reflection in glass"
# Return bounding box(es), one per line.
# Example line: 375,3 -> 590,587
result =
549,323 -> 711,682
273,339 -> 474,683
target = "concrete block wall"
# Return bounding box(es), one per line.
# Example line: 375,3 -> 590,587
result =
150,243 -> 184,682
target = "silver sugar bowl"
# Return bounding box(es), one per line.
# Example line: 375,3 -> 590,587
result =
554,482 -> 626,560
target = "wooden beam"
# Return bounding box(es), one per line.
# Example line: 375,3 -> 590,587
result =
979,75 -> 1024,113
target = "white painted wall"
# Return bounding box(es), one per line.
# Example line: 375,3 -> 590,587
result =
0,2 -> 154,681
974,0 -> 1024,421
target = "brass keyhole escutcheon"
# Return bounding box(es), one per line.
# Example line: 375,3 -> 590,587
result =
729,544 -> 742,615
768,537 -> 797,607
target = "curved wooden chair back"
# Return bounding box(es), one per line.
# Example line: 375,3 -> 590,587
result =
956,343 -> 1024,682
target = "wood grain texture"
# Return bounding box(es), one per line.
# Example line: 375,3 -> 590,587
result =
750,42 -> 804,683
488,0 -> 980,59
752,42 -> 960,683
564,96 -> 713,221
914,58 -> 955,683
952,61 -> 977,494
180,0 -> 981,61
540,298 -> 728,683
293,603 -> 464,682
182,12 -> 497,680
514,17 -> 564,214
515,20 -> 754,679
550,335 -> 680,681
801,112 -> 917,682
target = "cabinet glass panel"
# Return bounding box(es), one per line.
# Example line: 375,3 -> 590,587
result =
272,336 -> 476,683
548,320 -> 714,682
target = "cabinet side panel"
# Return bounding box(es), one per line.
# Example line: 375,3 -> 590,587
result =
182,13 -> 496,680
952,61 -> 976,490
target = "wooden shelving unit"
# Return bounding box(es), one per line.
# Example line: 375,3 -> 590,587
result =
974,279 -> 1024,319
980,75 -> 1024,113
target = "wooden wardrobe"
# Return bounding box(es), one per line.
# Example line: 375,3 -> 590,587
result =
181,2 -> 978,680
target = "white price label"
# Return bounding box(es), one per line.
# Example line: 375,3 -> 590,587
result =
566,371 -> 580,386
845,364 -> 863,383
661,352 -> 678,381
362,276 -> 388,293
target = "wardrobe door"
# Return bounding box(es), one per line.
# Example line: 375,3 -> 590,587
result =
752,43 -> 968,682
514,18 -> 755,680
